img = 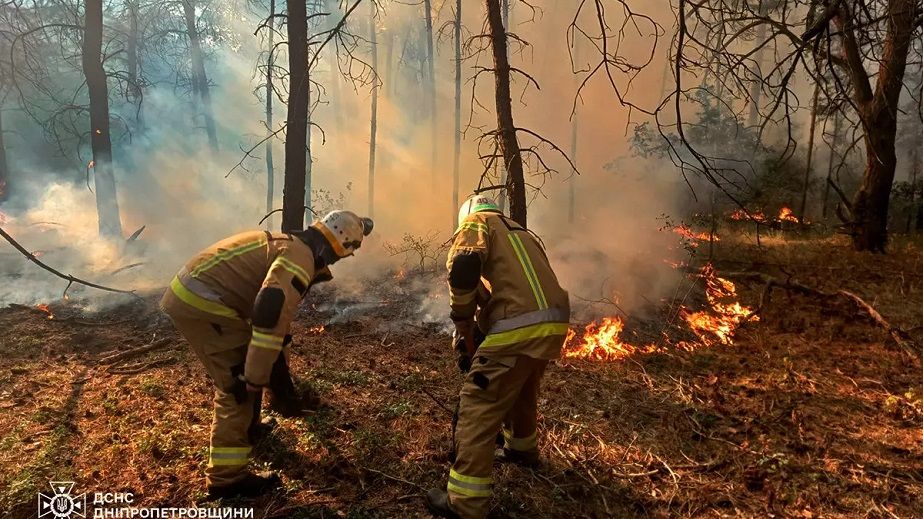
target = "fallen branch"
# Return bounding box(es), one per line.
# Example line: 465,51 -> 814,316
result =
722,271 -> 919,357
359,466 -> 425,490
0,226 -> 138,298
419,386 -> 455,415
98,338 -> 173,365
108,358 -> 173,375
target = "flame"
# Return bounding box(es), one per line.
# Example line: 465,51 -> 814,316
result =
729,209 -> 767,222
564,317 -> 640,360
672,225 -> 715,242
394,268 -> 406,280
308,325 -> 325,334
681,264 -> 756,345
31,250 -> 45,258
777,207 -> 798,223
35,304 -> 54,320
566,264 -> 755,361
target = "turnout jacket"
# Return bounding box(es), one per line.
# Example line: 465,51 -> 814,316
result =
164,231 -> 328,386
447,211 -> 570,359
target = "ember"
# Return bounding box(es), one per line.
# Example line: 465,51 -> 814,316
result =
35,304 -> 54,320
308,325 -> 326,334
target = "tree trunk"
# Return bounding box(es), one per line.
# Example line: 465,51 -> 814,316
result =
0,104 -> 8,202
183,0 -> 218,151
282,0 -> 308,232
569,105 -> 578,225
798,83 -> 819,223
452,0 -> 462,228
822,110 -> 840,219
495,0 -> 511,213
264,0 -> 276,230
907,147 -> 918,233
485,0 -> 526,227
845,0 -> 917,252
82,0 -> 123,237
423,0 -> 436,187
126,0 -> 142,126
368,0 -> 378,218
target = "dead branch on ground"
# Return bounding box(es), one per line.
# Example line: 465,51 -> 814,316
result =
722,271 -> 919,357
0,226 -> 138,298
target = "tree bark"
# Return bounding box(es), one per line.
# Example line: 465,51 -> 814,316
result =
822,110 -> 840,219
485,0 -> 526,227
126,0 -> 142,126
837,0 -> 918,251
908,147 -> 919,233
183,0 -> 218,151
264,0 -> 276,230
0,103 -> 8,202
282,0 -> 309,232
452,0 -> 461,228
82,0 -> 123,237
798,83 -> 819,223
423,0 -> 436,187
368,0 -> 378,218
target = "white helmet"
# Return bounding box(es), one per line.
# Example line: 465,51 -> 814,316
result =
311,210 -> 374,257
457,194 -> 501,227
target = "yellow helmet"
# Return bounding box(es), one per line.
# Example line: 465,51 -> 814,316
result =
457,194 -> 501,227
311,210 -> 374,257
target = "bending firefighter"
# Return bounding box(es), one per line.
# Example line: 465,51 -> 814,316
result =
426,195 -> 570,518
160,211 -> 373,499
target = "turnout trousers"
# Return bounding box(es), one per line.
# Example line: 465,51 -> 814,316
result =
448,354 -> 548,519
160,292 -> 262,488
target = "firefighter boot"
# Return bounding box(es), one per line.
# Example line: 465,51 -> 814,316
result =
425,489 -> 461,519
494,447 -> 541,468
207,471 -> 281,499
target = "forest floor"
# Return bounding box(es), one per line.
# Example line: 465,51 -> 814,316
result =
1,231 -> 922,518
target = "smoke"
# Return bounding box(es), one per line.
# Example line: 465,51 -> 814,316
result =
0,0 -> 691,325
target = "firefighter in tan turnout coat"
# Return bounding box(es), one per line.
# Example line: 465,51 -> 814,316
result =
160,210 -> 373,499
426,195 -> 570,519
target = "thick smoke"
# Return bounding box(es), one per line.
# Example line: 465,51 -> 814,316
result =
0,1 -> 690,324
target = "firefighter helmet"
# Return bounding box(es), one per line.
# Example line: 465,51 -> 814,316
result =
457,194 -> 501,227
311,210 -> 374,257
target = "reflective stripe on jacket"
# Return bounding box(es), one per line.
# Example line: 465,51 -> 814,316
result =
447,213 -> 570,359
163,231 -> 322,385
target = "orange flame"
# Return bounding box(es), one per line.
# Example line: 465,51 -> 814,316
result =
563,317 -> 652,361
729,209 -> 767,222
35,304 -> 54,320
777,207 -> 798,223
394,268 -> 406,280
672,225 -> 716,243
681,264 -> 756,345
565,264 -> 755,361
308,325 -> 325,334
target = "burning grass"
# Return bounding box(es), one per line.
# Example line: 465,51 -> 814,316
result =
0,234 -> 921,518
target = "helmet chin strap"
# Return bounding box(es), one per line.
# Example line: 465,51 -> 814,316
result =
295,228 -> 341,268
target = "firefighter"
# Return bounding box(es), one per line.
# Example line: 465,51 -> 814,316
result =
160,210 -> 373,499
426,195 -> 570,519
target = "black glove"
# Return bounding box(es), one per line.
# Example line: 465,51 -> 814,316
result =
452,327 -> 486,374
267,354 -> 319,417
229,363 -> 248,404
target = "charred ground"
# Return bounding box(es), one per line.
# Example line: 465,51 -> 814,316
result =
0,233 -> 922,518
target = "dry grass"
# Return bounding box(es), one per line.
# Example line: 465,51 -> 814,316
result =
0,232 -> 921,518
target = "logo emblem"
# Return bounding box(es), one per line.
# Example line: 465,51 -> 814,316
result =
38,481 -> 86,518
